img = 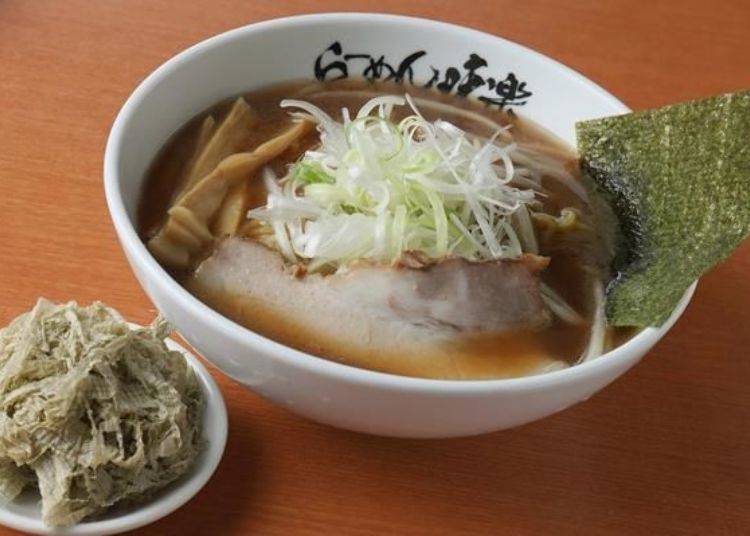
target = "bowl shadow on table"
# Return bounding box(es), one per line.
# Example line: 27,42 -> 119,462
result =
285,260 -> 750,534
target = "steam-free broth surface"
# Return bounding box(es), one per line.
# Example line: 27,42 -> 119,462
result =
139,79 -> 628,380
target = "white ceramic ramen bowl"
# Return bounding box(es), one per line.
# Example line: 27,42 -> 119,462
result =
104,13 -> 696,438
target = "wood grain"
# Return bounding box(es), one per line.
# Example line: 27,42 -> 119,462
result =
1,1 -> 749,534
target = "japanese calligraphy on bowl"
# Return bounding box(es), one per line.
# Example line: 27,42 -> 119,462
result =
314,41 -> 532,108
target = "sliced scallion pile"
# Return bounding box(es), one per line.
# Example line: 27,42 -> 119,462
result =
248,95 -> 540,272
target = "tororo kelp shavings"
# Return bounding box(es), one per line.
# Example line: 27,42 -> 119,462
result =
577,90 -> 750,326
0,299 -> 203,527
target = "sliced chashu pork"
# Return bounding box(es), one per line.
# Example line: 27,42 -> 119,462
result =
186,238 -> 565,379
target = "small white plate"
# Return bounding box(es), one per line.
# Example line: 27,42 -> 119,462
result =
0,330 -> 228,535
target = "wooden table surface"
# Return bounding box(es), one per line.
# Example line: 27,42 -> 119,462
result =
1,1 -> 749,534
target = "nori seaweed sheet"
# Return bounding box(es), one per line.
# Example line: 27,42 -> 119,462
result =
577,90 -> 750,326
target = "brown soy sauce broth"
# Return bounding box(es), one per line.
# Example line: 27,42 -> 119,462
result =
138,79 -> 630,380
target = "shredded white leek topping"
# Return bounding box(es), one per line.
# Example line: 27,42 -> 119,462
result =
248,95 -> 542,272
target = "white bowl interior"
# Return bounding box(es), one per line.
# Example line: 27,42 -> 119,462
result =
114,14 -> 629,221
